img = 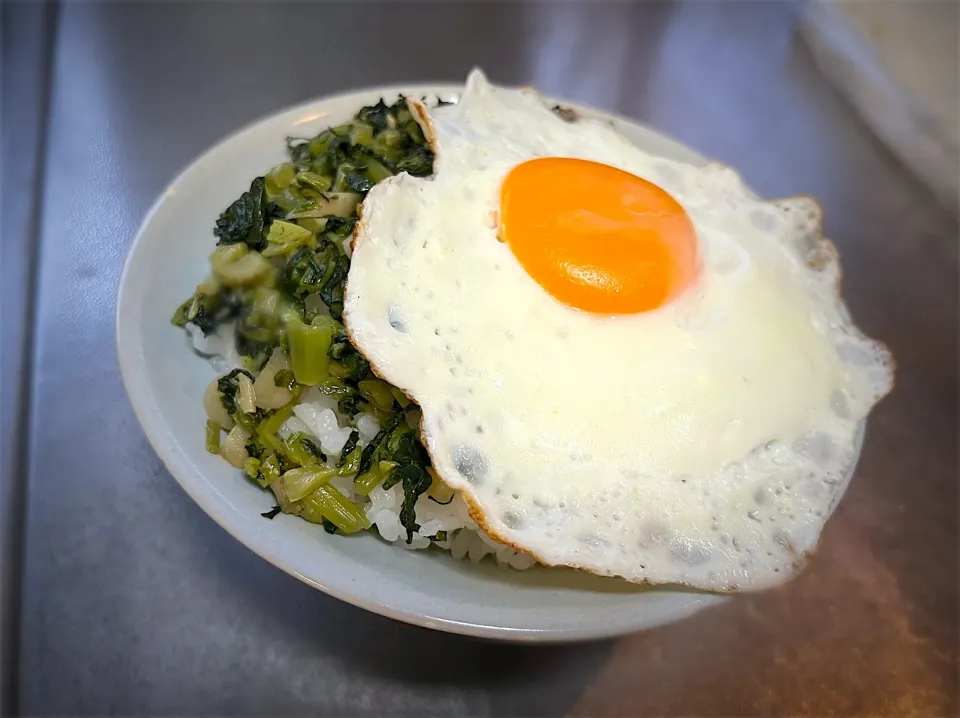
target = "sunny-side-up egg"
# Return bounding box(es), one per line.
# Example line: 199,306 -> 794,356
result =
343,69 -> 893,591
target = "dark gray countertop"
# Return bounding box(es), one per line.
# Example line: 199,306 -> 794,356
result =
5,2 -> 957,716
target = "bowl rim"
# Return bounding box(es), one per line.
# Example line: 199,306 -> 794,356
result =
115,80 -> 854,641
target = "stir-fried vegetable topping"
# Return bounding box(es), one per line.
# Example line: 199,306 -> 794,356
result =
174,97 -> 438,542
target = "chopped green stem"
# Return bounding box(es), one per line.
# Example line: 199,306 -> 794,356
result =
258,453 -> 282,487
255,389 -> 303,444
244,457 -> 261,480
281,432 -> 326,467
287,315 -> 337,385
205,420 -> 221,453
353,465 -> 381,495
358,378 -> 396,412
389,388 -> 412,408
283,466 -> 338,503
171,298 -> 193,327
348,123 -> 374,146
338,446 -> 362,476
300,484 -> 370,533
265,163 -> 295,192
295,170 -> 332,194
262,220 -> 315,259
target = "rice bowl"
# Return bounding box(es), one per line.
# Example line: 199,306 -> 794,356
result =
116,78 -> 873,639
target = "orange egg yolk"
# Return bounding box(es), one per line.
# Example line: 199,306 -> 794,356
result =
499,158 -> 699,314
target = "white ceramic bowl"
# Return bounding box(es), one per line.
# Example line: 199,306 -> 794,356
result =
116,82 -> 730,641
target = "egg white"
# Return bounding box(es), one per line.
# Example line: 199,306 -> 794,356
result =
344,70 -> 893,591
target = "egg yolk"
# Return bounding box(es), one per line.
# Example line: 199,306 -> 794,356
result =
499,158 -> 699,314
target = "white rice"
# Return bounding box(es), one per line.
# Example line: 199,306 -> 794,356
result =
186,323 -> 242,374
193,331 -> 534,569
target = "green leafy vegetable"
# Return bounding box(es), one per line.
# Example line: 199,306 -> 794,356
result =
329,328 -> 370,380
261,505 -> 282,519
285,137 -> 309,169
323,216 -> 357,238
298,435 -> 326,462
396,462 -> 433,543
216,369 -> 256,415
337,430 -> 360,468
274,369 -> 295,388
318,254 -> 350,321
235,333 -> 273,366
353,411 -> 432,542
356,412 -> 403,479
397,146 -> 434,177
215,177 -> 275,251
170,291 -> 237,336
357,99 -> 391,131
336,392 -> 365,418
174,93 -> 438,542
282,246 -> 326,294
339,445 -> 362,475
345,173 -> 375,194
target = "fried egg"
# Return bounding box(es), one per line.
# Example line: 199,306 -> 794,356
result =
344,70 -> 893,591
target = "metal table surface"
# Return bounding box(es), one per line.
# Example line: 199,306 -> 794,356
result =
5,1 -> 957,716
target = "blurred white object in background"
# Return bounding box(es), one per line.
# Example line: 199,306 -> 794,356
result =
802,0 -> 958,215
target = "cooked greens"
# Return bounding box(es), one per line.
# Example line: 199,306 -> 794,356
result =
174,97 -> 437,542
214,176 -> 277,251
261,505 -> 283,520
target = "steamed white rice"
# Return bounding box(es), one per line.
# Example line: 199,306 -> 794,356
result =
195,329 -> 535,570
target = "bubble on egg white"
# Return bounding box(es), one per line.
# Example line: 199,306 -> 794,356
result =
791,432 -> 835,465
837,342 -> 875,366
831,390 -> 850,418
772,528 -> 793,552
711,247 -> 744,276
668,536 -> 712,566
639,520 -> 672,547
676,303 -> 719,332
579,534 -> 610,549
452,444 -> 488,484
765,440 -> 791,466
501,510 -> 524,529
388,305 -> 408,333
749,209 -> 778,232
654,162 -> 681,187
